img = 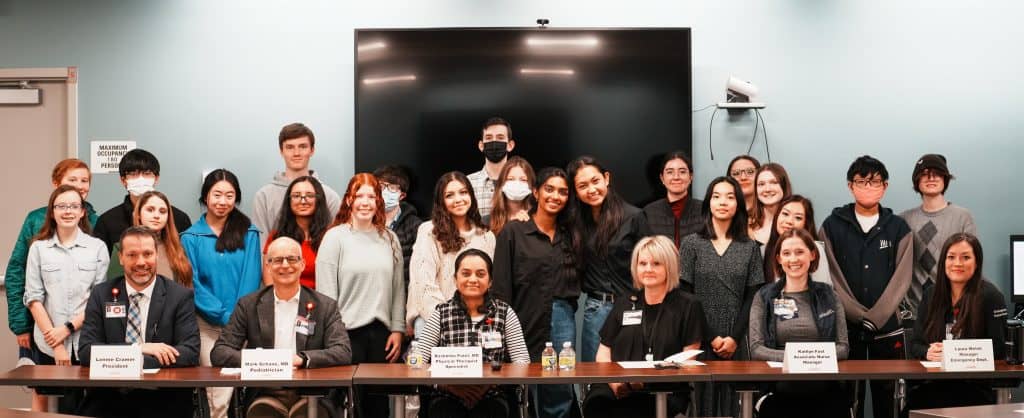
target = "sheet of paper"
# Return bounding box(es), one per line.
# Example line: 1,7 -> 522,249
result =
617,361 -> 656,369
680,360 -> 705,366
142,369 -> 160,374
220,368 -> 242,375
664,349 -> 703,363
920,361 -> 942,368
767,361 -> 784,368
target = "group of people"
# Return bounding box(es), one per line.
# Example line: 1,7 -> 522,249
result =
3,117 -> 1005,418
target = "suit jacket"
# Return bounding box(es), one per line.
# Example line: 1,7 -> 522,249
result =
79,275 -> 200,369
210,285 -> 352,368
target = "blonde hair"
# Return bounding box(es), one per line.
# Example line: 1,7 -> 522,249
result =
630,235 -> 680,291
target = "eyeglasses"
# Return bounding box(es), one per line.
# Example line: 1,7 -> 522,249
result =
267,256 -> 303,266
852,179 -> 885,189
379,182 -> 402,193
662,168 -> 690,178
730,168 -> 756,178
53,203 -> 82,211
290,193 -> 318,202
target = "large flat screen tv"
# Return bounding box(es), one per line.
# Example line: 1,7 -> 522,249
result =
355,27 -> 692,214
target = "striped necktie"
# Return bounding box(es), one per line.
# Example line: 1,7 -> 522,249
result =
127,293 -> 144,344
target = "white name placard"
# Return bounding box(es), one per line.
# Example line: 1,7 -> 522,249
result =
942,339 -> 994,371
430,346 -> 482,378
783,342 -> 838,373
89,345 -> 143,379
241,348 -> 294,380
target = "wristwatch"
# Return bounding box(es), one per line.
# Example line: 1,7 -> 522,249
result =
64,322 -> 75,333
298,352 -> 310,368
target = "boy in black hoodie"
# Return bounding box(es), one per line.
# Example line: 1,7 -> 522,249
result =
820,155 -> 913,418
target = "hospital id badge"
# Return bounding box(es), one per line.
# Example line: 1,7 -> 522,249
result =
295,316 -> 315,336
104,302 -> 127,319
622,310 -> 642,326
482,331 -> 503,349
772,298 -> 798,320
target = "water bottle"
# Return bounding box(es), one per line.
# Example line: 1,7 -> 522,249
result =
541,342 -> 557,371
407,340 -> 424,369
558,341 -> 576,371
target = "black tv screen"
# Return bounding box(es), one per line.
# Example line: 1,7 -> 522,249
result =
355,27 -> 692,213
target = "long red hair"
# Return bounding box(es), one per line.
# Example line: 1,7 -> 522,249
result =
334,173 -> 399,262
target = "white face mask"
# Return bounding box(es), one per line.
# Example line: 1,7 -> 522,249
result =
382,189 -> 401,210
126,176 -> 156,197
501,180 -> 532,201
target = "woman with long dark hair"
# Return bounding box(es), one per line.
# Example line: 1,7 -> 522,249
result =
24,185 -> 108,412
407,172 -> 495,337
267,176 -> 332,289
906,233 -> 1007,412
492,167 -> 579,418
762,195 -> 831,285
679,176 -> 763,417
317,173 -> 406,417
566,156 -> 651,362
489,156 -> 535,235
180,168 -> 262,418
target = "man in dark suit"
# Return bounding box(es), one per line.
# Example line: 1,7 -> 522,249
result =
78,226 -> 200,418
212,236 -> 351,418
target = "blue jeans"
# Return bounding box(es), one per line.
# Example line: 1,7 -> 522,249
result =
533,299 -> 578,418
581,296 -> 614,362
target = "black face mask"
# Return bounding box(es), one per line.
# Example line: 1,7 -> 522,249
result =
482,141 -> 508,163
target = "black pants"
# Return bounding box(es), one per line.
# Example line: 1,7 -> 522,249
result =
582,383 -> 688,418
849,329 -> 905,418
350,320 -> 392,418
79,388 -> 194,418
757,381 -> 851,418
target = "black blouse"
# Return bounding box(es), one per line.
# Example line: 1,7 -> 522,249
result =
599,288 -> 704,361
910,280 -> 1008,360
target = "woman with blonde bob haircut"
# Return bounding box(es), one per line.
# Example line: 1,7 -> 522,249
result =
583,236 -> 704,418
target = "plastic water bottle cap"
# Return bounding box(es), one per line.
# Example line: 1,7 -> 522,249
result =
545,342 -> 553,347
563,342 -> 572,348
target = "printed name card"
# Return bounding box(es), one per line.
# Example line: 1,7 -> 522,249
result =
941,339 -> 994,371
89,345 -> 143,379
241,348 -> 294,380
430,346 -> 482,377
783,342 -> 838,373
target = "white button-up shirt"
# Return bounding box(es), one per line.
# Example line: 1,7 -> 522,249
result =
273,290 -> 300,352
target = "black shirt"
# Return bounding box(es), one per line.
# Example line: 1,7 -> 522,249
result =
492,219 -> 579,361
93,194 -> 193,253
910,280 -> 1008,360
581,204 -> 652,297
599,288 -> 704,361
643,196 -> 704,248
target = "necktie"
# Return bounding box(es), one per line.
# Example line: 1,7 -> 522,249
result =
127,293 -> 144,344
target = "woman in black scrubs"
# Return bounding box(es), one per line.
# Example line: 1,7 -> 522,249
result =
582,235 -> 703,418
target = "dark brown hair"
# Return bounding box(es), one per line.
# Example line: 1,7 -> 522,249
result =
33,185 -> 91,242
431,172 -> 487,253
923,233 -> 986,344
750,163 -> 793,229
771,228 -> 820,279
764,195 -> 818,283
489,156 -> 535,235
132,191 -> 193,287
278,122 -> 316,149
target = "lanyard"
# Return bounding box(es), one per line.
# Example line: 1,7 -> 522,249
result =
641,297 -> 665,358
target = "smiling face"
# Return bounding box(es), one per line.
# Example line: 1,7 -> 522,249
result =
265,238 -> 305,288
635,249 -> 667,290
756,170 -> 783,207
944,241 -> 976,286
534,175 -> 569,216
280,136 -> 314,172
120,234 -> 158,290
205,180 -> 237,220
289,180 -> 317,218
349,184 -> 378,224
775,201 -> 807,235
777,236 -> 816,280
138,195 -> 169,231
573,165 -> 610,208
917,169 -> 946,197
709,181 -> 738,222
444,179 -> 472,218
58,167 -> 91,201
455,255 -> 491,299
660,158 -> 692,197
729,158 -> 757,200
53,190 -> 85,229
